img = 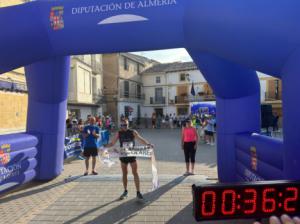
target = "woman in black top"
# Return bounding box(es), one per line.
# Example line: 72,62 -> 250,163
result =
106,120 -> 153,200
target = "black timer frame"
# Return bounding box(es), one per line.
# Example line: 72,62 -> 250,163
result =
192,181 -> 300,221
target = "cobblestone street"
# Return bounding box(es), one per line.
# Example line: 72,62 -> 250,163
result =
0,129 -> 259,224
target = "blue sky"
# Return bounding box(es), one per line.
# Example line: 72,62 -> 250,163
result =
132,48 -> 193,63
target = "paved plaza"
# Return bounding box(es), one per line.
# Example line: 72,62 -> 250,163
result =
0,129 -> 261,224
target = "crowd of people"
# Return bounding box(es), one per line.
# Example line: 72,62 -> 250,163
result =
66,114 -> 113,137
148,112 -> 217,145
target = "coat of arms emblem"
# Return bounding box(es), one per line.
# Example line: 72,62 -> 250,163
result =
50,6 -> 64,30
250,146 -> 258,171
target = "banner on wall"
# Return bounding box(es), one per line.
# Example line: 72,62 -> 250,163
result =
99,145 -> 159,190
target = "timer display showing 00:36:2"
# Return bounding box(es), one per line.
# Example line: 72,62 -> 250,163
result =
192,181 -> 300,221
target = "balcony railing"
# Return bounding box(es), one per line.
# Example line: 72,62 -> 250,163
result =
150,97 -> 166,105
174,96 -> 189,104
265,91 -> 282,101
190,95 -> 216,102
174,95 -> 216,104
120,92 -> 145,100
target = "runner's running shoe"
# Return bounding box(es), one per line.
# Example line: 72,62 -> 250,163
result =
119,190 -> 128,200
137,191 -> 144,200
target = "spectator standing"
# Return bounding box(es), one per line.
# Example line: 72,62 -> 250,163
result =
66,118 -> 72,137
212,114 -> 217,143
195,115 -> 201,130
169,113 -> 174,129
85,115 -> 92,125
173,114 -> 178,128
77,119 -> 84,133
77,119 -> 85,150
192,116 -> 197,128
161,114 -> 166,128
196,116 -> 205,144
71,117 -> 78,134
165,114 -> 170,128
83,116 -> 100,176
105,116 -> 111,131
273,112 -> 279,131
144,113 -> 148,128
97,116 -> 102,127
128,113 -> 133,128
157,113 -> 162,129
181,119 -> 198,175
204,115 -> 215,145
151,112 -> 156,129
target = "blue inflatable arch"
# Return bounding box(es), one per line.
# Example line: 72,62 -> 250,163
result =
0,0 -> 300,187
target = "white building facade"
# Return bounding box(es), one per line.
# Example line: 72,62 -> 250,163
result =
142,62 -> 271,117
67,55 -> 104,120
142,62 -> 215,117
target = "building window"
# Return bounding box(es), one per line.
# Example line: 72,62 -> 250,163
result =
180,73 -> 186,82
78,67 -> 91,94
124,81 -> 129,97
137,64 -> 141,75
95,55 -> 101,63
156,76 -> 161,83
155,88 -> 163,101
179,73 -> 190,82
92,76 -> 97,96
84,71 -> 91,94
78,72 -> 85,93
137,84 -> 141,99
124,57 -> 129,71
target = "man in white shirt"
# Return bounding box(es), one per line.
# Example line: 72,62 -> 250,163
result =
128,113 -> 133,128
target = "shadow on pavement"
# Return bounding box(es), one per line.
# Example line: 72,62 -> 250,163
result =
166,202 -> 264,224
63,199 -> 120,224
0,175 -> 82,203
63,176 -> 187,224
166,202 -> 196,224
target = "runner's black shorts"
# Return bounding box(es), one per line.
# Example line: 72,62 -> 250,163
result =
83,147 -> 98,157
120,157 -> 136,164
205,130 -> 214,136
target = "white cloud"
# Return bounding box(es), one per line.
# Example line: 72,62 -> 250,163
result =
132,48 -> 193,63
98,14 -> 148,25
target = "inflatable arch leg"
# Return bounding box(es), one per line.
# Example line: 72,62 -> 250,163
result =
282,50 -> 300,180
188,51 -> 261,182
25,57 -> 70,180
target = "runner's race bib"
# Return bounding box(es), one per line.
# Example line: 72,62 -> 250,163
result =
119,143 -> 153,158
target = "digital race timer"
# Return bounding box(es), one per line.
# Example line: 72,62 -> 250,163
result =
192,181 -> 300,221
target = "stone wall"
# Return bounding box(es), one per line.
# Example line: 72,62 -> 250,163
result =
0,91 -> 28,133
